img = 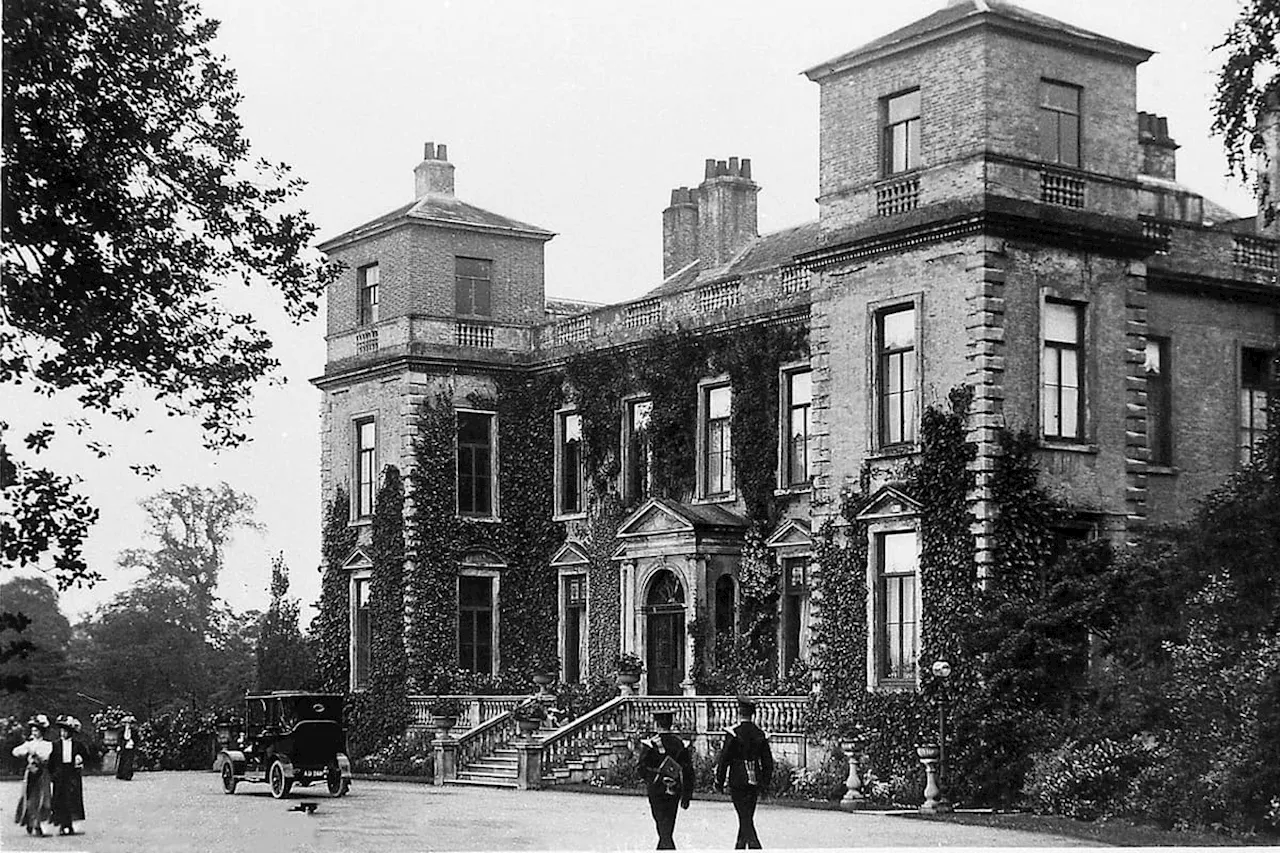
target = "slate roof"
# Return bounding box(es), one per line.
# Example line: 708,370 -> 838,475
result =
643,220 -> 820,298
648,497 -> 750,531
545,296 -> 604,319
319,194 -> 554,251
805,0 -> 1151,79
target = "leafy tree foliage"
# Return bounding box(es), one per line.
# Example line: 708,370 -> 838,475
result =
1213,0 -> 1279,224
116,482 -> 259,641
256,553 -> 313,691
0,0 -> 339,588
0,577 -> 74,706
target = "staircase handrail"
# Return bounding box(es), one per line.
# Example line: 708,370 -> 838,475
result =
453,709 -> 516,771
536,695 -> 631,775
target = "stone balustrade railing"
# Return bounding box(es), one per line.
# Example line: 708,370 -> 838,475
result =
408,694 -> 524,732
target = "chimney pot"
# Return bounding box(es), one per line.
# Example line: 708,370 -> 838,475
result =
705,159 -> 717,180
716,160 -> 728,176
414,142 -> 455,198
741,158 -> 752,180
728,157 -> 740,176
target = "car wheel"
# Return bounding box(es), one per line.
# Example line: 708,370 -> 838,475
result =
269,760 -> 292,799
220,761 -> 237,795
327,765 -> 349,797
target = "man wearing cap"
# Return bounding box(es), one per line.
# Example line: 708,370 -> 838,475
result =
636,710 -> 694,849
116,715 -> 138,781
48,715 -> 88,836
715,697 -> 774,849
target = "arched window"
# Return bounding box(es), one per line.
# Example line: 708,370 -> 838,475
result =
646,569 -> 684,608
715,574 -> 736,637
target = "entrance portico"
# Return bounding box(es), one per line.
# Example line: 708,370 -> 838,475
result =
612,498 -> 749,695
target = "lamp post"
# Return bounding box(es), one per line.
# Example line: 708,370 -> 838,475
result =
916,659 -> 953,815
931,659 -> 952,781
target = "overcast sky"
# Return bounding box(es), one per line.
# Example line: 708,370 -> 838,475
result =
15,0 -> 1256,625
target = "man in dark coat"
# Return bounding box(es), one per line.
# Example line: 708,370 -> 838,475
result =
116,715 -> 138,781
714,697 -> 775,849
48,716 -> 89,836
636,710 -> 694,850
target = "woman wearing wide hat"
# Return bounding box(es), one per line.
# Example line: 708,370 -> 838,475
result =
116,714 -> 138,780
48,715 -> 89,836
12,713 -> 53,836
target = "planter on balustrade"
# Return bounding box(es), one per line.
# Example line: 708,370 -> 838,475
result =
615,672 -> 641,696
431,715 -> 457,734
516,718 -> 541,736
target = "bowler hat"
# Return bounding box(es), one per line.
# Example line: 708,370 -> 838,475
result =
736,695 -> 757,716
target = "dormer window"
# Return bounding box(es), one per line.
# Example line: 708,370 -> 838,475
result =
883,89 -> 921,175
1040,80 -> 1081,168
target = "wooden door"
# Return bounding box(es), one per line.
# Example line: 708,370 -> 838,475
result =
646,610 -> 684,695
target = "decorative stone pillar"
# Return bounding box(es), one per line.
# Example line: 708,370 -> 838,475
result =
515,741 -> 544,790
433,736 -> 457,786
839,741 -> 864,809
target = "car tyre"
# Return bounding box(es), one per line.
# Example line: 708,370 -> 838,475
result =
221,761 -> 237,795
269,760 -> 292,799
327,765 -> 350,797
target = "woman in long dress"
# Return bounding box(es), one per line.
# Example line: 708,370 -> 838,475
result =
12,714 -> 53,836
49,715 -> 88,836
116,715 -> 137,780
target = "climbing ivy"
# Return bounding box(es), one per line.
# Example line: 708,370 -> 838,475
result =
314,487 -> 356,694
349,466 -> 409,755
403,374 -> 565,692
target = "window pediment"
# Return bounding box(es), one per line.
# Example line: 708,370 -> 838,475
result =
550,540 -> 591,568
460,548 -> 506,568
765,518 -> 813,549
855,485 -> 921,522
341,547 -> 373,571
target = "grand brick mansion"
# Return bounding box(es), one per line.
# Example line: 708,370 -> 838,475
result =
313,0 -> 1278,716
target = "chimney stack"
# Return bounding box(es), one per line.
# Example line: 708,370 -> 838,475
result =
414,141 -> 455,198
662,156 -> 758,278
1138,112 -> 1177,181
1258,92 -> 1279,237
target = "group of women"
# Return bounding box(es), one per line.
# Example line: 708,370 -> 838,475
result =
11,713 -> 89,837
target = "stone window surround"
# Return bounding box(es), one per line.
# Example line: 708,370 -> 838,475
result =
694,375 -> 735,503
1040,294 -> 1090,445
350,412 -> 377,523
864,516 -> 921,693
558,567 -> 589,684
347,561 -> 373,693
867,293 -> 924,454
552,406 -> 586,520
777,360 -> 814,492
620,394 -> 653,505
456,407 -> 500,521
458,564 -> 502,675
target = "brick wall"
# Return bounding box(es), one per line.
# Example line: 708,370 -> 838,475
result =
999,243 -> 1137,520
325,223 -> 547,337
1146,289 -> 1278,521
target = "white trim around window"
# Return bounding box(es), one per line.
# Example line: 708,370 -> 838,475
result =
351,413 -> 377,523
867,294 -> 922,453
558,568 -> 590,684
553,406 -> 587,520
620,395 -> 653,504
456,408 -> 499,520
458,567 -> 501,675
695,375 -> 734,502
348,566 -> 373,692
777,361 -> 813,491
864,518 -> 922,692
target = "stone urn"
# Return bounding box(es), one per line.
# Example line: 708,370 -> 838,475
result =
432,715 -> 458,735
516,717 -> 541,736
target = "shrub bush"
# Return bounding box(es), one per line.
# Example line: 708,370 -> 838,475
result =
788,749 -> 849,801
135,709 -> 224,771
1024,738 -> 1152,820
355,736 -> 433,778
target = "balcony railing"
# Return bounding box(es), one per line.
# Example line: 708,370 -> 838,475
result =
875,176 -> 920,217
455,322 -> 495,348
624,299 -> 662,329
779,265 -> 807,295
354,328 -> 378,355
554,315 -> 592,346
1141,219 -> 1172,255
1040,170 -> 1086,209
1233,235 -> 1278,270
698,279 -> 741,313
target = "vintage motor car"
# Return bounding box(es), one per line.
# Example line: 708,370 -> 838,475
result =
218,692 -> 351,798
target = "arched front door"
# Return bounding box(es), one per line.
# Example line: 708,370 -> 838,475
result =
644,569 -> 685,695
